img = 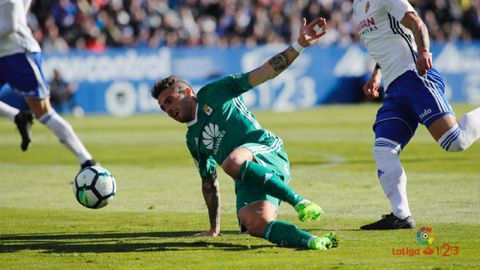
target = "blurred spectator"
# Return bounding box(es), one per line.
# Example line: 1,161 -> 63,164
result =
49,69 -> 84,117
42,23 -> 69,52
27,0 -> 480,51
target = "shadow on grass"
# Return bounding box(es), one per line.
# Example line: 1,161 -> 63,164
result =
0,231 -> 274,253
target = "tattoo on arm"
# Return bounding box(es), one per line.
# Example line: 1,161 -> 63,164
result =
249,46 -> 300,87
268,47 -> 296,72
201,173 -> 220,229
268,53 -> 289,72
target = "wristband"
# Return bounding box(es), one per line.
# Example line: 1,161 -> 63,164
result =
292,41 -> 304,53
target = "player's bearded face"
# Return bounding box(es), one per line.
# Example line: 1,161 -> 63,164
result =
158,87 -> 195,123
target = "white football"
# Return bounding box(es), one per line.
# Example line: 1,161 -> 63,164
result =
73,165 -> 116,209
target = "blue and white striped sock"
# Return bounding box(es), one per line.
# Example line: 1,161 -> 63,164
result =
438,107 -> 480,151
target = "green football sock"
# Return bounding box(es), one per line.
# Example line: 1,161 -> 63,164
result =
263,220 -> 312,248
239,160 -> 303,206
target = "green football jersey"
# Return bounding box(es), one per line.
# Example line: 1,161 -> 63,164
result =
186,73 -> 278,178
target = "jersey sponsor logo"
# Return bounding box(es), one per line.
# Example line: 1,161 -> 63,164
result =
202,123 -> 226,155
419,108 -> 432,120
355,17 -> 377,35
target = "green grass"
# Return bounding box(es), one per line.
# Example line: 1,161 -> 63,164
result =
0,104 -> 479,269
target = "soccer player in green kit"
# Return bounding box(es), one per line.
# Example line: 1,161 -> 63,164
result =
151,17 -> 338,251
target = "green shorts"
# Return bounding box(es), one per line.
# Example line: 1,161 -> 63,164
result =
235,142 -> 291,215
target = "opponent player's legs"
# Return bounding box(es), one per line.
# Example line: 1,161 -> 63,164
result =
2,52 -> 95,168
430,111 -> 480,152
0,101 -> 19,120
0,68 -> 34,151
0,101 -> 34,151
361,71 -> 425,230
25,97 -> 94,167
362,69 -> 479,230
361,119 -> 417,230
404,69 -> 480,151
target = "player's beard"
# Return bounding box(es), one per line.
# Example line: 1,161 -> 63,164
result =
177,98 -> 195,123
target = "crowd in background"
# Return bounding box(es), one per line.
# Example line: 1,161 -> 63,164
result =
28,0 -> 480,52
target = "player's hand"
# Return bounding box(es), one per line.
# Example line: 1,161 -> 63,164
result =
416,49 -> 433,76
194,228 -> 220,237
297,17 -> 327,47
363,77 -> 381,99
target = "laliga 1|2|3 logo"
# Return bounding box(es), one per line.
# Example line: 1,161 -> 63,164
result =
391,226 -> 460,257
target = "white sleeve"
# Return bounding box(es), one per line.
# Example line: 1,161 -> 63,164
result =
0,1 -> 16,37
381,0 -> 416,22
23,0 -> 32,14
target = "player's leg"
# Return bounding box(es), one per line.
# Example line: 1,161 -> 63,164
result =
361,72 -> 421,230
222,142 -> 323,222
0,69 -> 34,151
222,146 -> 304,207
0,101 -> 33,151
0,100 -> 19,120
25,97 -> 95,168
429,112 -> 480,151
2,52 -> 95,168
237,197 -> 337,250
361,119 -> 417,230
414,69 -> 480,151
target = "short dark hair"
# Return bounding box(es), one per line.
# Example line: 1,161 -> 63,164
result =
150,76 -> 188,99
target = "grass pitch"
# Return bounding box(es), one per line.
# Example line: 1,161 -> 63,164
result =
0,104 -> 479,269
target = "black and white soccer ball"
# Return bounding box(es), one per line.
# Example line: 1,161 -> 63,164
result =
73,165 -> 116,209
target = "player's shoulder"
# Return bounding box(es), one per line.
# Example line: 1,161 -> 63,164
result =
197,73 -> 243,94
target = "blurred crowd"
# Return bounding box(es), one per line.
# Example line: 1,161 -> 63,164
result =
28,0 -> 480,52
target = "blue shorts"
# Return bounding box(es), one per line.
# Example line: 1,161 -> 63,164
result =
374,68 -> 454,147
0,52 -> 50,98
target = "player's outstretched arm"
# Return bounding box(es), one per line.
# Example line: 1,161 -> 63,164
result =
401,12 -> 432,76
248,17 -> 327,88
194,173 -> 221,237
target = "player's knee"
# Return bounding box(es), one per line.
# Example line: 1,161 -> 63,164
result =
222,149 -> 253,179
373,138 -> 401,164
238,207 -> 272,238
32,108 -> 48,120
221,157 -> 242,178
240,217 -> 269,237
373,139 -> 403,180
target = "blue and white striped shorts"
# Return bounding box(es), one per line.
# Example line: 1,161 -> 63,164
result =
374,68 -> 454,137
0,52 -> 50,99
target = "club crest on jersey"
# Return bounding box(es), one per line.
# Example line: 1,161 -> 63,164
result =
202,104 -> 213,115
365,1 -> 370,13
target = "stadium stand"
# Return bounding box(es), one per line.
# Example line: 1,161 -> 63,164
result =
28,0 -> 480,51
